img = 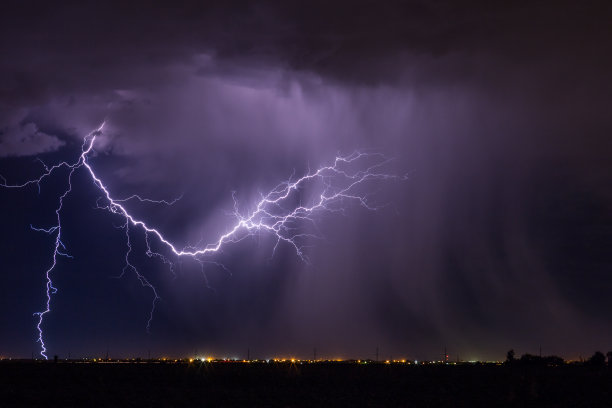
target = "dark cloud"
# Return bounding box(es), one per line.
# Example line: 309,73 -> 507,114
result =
0,1 -> 611,360
0,121 -> 64,157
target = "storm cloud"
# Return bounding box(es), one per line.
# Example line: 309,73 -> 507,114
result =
1,1 -> 611,360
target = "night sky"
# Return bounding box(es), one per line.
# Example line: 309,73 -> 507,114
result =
1,1 -> 611,361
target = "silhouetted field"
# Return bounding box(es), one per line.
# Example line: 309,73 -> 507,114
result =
1,361 -> 612,407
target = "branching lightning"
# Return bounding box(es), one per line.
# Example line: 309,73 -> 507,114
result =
1,123 -> 404,359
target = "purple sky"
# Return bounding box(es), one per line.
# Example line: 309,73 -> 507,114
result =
1,1 -> 611,360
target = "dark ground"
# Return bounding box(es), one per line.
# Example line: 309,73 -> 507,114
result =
1,361 -> 612,407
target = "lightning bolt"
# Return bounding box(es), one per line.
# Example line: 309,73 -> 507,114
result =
1,123 -> 404,359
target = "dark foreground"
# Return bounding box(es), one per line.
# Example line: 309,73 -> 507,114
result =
1,361 -> 612,407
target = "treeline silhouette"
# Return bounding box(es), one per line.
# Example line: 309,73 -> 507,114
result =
505,349 -> 612,368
